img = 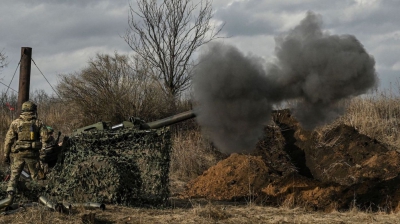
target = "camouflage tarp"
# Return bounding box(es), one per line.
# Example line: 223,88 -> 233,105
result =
45,127 -> 171,207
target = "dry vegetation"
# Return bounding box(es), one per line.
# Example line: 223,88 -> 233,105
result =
307,89 -> 400,152
2,203 -> 400,224
341,91 -> 400,150
2,85 -> 400,223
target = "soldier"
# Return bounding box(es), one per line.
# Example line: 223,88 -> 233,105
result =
38,126 -> 57,175
44,126 -> 57,146
3,101 -> 49,198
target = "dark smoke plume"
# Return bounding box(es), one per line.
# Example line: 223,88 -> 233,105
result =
193,12 -> 377,154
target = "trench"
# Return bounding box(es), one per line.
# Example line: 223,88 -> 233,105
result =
276,122 -> 313,179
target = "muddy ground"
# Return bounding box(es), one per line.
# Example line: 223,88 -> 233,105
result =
183,109 -> 400,212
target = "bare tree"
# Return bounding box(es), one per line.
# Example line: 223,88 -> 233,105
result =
0,49 -> 8,73
57,53 -> 172,126
124,0 -> 222,101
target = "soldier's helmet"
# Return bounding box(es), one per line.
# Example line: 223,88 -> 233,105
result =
46,126 -> 54,134
21,101 -> 37,113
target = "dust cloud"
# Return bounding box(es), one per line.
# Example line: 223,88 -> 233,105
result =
193,11 -> 377,154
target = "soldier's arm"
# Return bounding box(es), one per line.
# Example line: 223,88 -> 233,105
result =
4,122 -> 17,156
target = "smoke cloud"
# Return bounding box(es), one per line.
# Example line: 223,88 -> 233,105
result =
193,12 -> 378,154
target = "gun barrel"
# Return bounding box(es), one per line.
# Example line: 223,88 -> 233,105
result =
141,110 -> 196,130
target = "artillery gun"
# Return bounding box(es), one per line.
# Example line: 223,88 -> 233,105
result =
42,110 -> 197,207
41,110 -> 196,166
71,110 -> 196,136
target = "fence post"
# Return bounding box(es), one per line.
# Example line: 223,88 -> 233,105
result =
16,47 -> 32,115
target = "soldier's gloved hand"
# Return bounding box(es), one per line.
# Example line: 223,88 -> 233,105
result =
3,155 -> 10,164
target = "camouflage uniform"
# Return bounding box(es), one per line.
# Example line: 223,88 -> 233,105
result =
38,126 -> 57,175
3,102 -> 50,193
44,127 -> 56,145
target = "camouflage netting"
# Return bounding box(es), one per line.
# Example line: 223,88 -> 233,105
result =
45,127 -> 171,207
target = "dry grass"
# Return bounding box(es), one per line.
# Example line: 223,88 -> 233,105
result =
170,127 -> 224,180
310,89 -> 400,151
1,202 -> 400,224
339,91 -> 400,150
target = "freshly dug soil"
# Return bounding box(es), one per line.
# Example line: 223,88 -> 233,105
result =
184,153 -> 273,201
183,109 -> 400,212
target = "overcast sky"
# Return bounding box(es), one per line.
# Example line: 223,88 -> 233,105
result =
0,0 -> 399,96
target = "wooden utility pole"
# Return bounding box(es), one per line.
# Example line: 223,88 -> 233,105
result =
16,47 -> 32,115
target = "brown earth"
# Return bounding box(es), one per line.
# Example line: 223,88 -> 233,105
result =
183,109 -> 400,212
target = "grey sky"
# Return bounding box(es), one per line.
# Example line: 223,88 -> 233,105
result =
0,0 -> 399,95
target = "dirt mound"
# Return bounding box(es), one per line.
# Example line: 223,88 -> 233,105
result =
261,173 -> 343,212
275,110 -> 400,186
184,125 -> 295,201
184,153 -> 275,200
261,173 -> 400,212
183,109 -> 400,212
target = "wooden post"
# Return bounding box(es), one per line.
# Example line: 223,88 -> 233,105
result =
16,47 -> 32,115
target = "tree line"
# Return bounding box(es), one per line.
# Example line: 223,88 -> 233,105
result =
0,0 -> 222,138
